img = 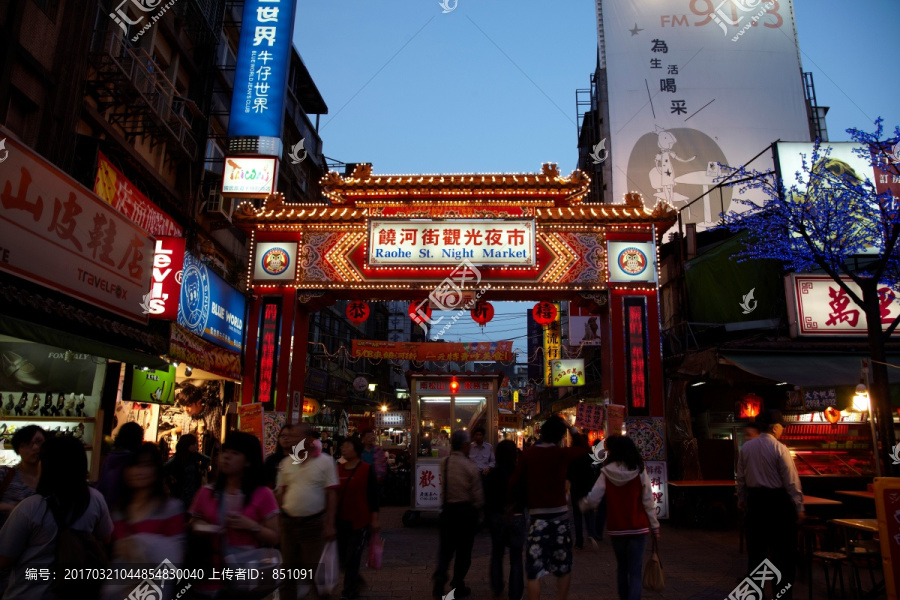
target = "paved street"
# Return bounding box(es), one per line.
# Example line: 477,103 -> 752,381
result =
344,507 -> 829,600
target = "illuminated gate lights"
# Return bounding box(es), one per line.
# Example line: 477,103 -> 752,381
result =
232,169 -> 673,416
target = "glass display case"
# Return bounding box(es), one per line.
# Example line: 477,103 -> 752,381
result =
782,414 -> 875,478
792,451 -> 874,477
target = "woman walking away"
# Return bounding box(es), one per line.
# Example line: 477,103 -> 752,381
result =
484,439 -> 525,600
580,435 -> 660,600
336,436 -> 380,600
103,443 -> 186,600
164,433 -> 210,507
0,435 -> 113,600
189,431 -> 280,599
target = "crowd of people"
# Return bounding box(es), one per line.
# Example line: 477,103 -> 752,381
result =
0,411 -> 816,600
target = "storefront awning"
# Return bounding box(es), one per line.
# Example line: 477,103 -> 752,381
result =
719,352 -> 900,387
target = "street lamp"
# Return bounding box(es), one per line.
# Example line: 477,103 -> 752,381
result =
380,404 -> 388,412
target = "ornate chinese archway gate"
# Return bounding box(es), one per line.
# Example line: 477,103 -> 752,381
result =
233,163 -> 676,420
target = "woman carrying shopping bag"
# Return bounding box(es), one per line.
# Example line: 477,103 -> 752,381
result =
189,431 -> 281,599
335,436 -> 380,600
580,435 -> 660,600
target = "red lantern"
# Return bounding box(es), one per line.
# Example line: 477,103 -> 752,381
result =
739,394 -> 762,419
824,406 -> 842,424
532,301 -> 557,325
346,301 -> 370,325
409,299 -> 432,325
471,301 -> 494,326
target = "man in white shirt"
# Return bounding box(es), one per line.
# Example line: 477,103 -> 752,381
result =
737,410 -> 804,600
468,427 -> 495,475
276,423 -> 338,600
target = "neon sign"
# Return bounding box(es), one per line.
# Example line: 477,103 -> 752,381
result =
624,297 -> 650,415
256,300 -> 281,408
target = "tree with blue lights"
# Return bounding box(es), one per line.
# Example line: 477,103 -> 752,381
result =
722,119 -> 900,474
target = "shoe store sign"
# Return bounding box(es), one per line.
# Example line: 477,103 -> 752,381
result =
0,126 -> 154,322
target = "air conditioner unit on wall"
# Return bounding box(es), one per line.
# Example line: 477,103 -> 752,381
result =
205,189 -> 233,221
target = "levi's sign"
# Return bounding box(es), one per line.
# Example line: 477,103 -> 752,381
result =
368,219 -> 535,267
141,237 -> 185,320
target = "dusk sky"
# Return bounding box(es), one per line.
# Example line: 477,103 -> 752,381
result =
293,0 -> 900,350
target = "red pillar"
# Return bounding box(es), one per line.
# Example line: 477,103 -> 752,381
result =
275,289 -> 296,413
286,301 -> 310,425
242,295 -> 263,405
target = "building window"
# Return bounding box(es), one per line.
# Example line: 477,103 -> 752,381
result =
6,89 -> 39,148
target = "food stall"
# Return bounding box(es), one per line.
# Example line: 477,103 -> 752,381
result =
404,371 -> 500,526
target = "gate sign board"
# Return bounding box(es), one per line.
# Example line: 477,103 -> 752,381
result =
253,241 -> 298,282
368,219 -> 536,266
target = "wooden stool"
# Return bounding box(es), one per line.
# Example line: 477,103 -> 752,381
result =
811,551 -> 848,600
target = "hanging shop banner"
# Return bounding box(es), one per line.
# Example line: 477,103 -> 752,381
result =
375,411 -> 409,428
252,241 -> 298,282
575,403 -> 605,430
177,252 -> 246,352
142,237 -> 186,320
352,340 -> 514,362
804,389 -> 837,410
93,151 -> 182,237
0,338 -> 97,394
127,364 -> 176,405
168,324 -> 242,381
543,303 -> 561,386
569,305 -> 602,346
238,402 -> 265,446
551,359 -> 586,387
498,412 -> 521,429
787,274 -> 900,337
646,461 -> 669,520
227,0 -> 297,139
368,219 -> 536,267
608,241 -> 657,283
624,297 -> 651,415
414,462 -> 443,509
256,300 -> 281,408
599,0 -> 810,229
222,157 -> 278,196
0,126 -> 154,322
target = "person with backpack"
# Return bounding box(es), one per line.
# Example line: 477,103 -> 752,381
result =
580,435 -> 660,600
0,435 -> 113,599
483,439 -> 525,600
103,443 -> 187,600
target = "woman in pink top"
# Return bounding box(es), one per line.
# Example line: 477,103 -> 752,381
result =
190,432 -> 280,598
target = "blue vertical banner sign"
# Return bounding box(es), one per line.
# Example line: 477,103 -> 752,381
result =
228,0 -> 298,139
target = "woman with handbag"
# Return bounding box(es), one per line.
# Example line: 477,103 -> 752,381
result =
102,443 -> 186,600
579,435 -> 660,600
335,437 -> 380,600
189,431 -> 280,599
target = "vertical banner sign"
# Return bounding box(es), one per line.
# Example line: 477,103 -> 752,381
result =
143,237 -> 185,320
414,462 -> 443,509
256,300 -> 281,409
228,0 -> 298,138
645,461 -> 669,520
624,297 -> 650,416
543,303 -> 561,386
